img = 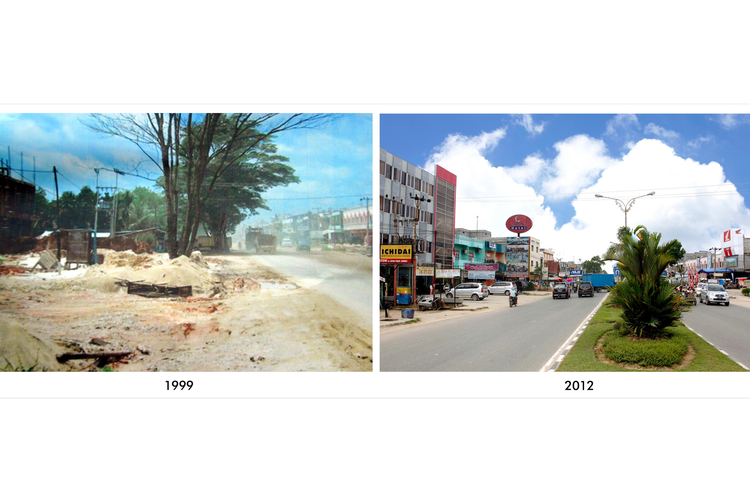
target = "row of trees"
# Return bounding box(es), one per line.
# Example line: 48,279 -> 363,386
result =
34,186 -> 166,235
86,113 -> 329,258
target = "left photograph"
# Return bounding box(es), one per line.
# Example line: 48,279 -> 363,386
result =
0,113 -> 373,372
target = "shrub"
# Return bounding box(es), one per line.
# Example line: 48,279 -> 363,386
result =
603,226 -> 683,338
526,282 -> 537,291
742,288 -> 750,297
602,331 -> 688,367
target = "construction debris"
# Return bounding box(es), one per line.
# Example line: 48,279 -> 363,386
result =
114,277 -> 192,298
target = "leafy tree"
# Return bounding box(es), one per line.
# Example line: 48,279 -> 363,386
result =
603,225 -> 683,338
86,113 -> 330,258
582,256 -> 604,274
201,139 -> 298,251
666,240 -> 686,263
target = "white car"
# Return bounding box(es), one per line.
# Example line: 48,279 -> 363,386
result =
446,282 -> 488,301
700,284 -> 730,306
488,281 -> 516,295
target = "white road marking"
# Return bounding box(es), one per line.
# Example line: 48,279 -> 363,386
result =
540,294 -> 609,372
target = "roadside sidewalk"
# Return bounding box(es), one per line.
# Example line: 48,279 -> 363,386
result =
727,289 -> 750,309
380,291 -> 552,328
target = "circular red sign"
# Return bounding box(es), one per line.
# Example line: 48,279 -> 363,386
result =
506,214 -> 533,233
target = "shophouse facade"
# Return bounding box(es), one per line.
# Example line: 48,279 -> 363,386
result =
380,148 -> 453,303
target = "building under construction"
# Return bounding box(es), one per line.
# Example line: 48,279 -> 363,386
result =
0,171 -> 36,242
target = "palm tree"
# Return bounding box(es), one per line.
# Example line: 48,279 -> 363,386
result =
603,225 -> 682,338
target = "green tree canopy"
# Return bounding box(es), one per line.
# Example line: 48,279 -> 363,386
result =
582,256 -> 604,274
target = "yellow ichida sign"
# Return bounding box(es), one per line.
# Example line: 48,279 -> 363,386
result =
380,245 -> 413,263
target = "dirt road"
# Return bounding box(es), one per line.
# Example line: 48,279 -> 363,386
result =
0,250 -> 372,372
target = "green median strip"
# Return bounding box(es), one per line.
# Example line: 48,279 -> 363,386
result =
556,296 -> 746,372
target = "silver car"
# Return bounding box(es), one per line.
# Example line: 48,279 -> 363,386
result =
488,281 -> 515,295
446,282 -> 488,301
700,284 -> 730,306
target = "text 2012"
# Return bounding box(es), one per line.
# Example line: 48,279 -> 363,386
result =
564,380 -> 593,391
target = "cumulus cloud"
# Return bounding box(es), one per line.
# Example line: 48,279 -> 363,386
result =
420,130 -> 750,273
514,114 -> 545,136
644,123 -> 680,139
540,135 -> 616,201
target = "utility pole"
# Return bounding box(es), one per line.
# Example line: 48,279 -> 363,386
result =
410,193 -> 432,304
53,166 -> 61,275
360,196 -> 371,254
93,169 -> 100,263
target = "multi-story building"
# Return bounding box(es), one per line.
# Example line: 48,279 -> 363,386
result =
380,148 -> 454,302
342,205 -> 372,244
454,229 -> 485,271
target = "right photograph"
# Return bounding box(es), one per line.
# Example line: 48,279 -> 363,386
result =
379,114 -> 750,372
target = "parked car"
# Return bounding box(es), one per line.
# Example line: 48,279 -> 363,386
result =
488,281 -> 515,295
446,282 -> 488,301
700,284 -> 730,306
578,281 -> 594,297
552,283 -> 570,299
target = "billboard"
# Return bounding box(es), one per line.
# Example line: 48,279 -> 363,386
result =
436,269 -> 461,278
506,214 -> 533,234
722,228 -> 744,270
416,266 -> 434,276
506,237 -> 529,278
465,263 -> 498,271
468,270 -> 496,279
380,244 -> 412,263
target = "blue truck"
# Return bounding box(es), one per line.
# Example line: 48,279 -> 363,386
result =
581,273 -> 615,292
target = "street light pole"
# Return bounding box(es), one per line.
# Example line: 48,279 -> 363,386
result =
594,191 -> 655,228
410,193 -> 432,304
708,247 -> 721,271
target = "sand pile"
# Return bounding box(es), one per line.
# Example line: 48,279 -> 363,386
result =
0,319 -> 65,372
81,251 -> 219,294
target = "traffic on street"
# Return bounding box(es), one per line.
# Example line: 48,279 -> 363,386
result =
381,290 -> 607,371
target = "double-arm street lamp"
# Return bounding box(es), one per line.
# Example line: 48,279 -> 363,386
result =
594,191 -> 655,229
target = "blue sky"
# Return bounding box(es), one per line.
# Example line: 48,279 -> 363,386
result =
381,114 -> 750,269
0,113 -> 372,227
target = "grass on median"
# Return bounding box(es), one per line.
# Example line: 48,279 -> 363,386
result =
556,296 -> 746,372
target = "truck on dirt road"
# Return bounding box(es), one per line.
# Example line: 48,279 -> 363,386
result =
245,228 -> 278,254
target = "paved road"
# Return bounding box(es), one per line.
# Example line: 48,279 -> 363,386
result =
682,299 -> 750,368
381,292 -> 606,371
251,250 -> 372,322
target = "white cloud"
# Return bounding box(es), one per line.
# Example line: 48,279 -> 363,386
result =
422,128 -> 506,174
605,114 -> 639,136
713,114 -> 750,129
506,154 -> 547,185
515,114 -> 545,136
420,131 -> 750,273
540,135 -> 616,200
688,135 -> 714,148
644,123 -> 680,139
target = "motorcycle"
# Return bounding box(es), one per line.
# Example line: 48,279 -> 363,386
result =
509,295 -> 517,307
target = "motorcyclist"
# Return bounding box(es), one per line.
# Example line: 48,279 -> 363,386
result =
509,284 -> 518,306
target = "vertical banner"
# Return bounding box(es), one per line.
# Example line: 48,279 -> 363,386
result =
506,237 -> 529,278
